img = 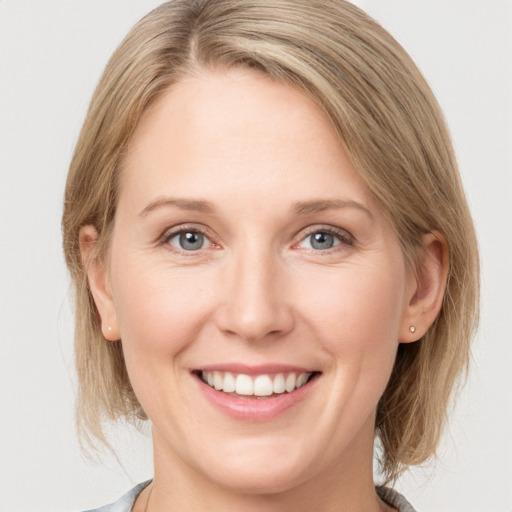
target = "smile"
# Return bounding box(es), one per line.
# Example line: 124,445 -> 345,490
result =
200,370 -> 313,397
193,365 -> 320,420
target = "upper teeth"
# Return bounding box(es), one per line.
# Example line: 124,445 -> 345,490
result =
201,371 -> 312,396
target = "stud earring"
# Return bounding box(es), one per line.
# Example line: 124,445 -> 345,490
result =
409,326 -> 416,333
107,326 -> 112,331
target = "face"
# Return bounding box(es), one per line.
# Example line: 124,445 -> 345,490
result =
95,68 -> 418,493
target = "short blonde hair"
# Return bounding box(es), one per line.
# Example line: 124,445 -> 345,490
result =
62,0 -> 479,482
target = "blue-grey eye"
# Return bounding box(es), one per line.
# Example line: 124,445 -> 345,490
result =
300,231 -> 341,250
169,231 -> 207,251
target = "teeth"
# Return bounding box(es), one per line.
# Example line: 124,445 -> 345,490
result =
285,373 -> 296,392
223,372 -> 235,393
296,373 -> 308,388
253,375 -> 273,396
273,373 -> 286,394
213,371 -> 223,391
200,370 -> 312,396
235,374 -> 253,395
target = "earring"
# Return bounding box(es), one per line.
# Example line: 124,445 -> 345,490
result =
409,326 -> 416,333
107,326 -> 112,331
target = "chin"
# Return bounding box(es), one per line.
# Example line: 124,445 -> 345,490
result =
207,464 -> 306,495
193,437 -> 318,495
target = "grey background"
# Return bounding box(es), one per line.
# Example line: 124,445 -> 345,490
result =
1,1 -> 511,510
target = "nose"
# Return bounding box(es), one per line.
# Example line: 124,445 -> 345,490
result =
214,245 -> 295,342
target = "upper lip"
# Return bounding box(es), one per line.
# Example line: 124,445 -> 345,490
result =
193,363 -> 317,375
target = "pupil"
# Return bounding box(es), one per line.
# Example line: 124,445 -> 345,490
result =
180,231 -> 204,250
311,232 -> 334,250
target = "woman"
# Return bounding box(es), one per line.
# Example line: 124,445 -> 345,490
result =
62,1 -> 479,511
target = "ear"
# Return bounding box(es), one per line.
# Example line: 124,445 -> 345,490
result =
399,232 -> 449,343
79,225 -> 120,341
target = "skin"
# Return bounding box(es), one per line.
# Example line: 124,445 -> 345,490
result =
81,67 -> 447,512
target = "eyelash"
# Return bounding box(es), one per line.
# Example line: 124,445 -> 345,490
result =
158,224 -> 354,254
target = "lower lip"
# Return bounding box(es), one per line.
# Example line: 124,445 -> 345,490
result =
195,375 -> 318,421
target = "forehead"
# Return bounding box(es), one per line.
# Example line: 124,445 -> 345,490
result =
120,67 -> 375,212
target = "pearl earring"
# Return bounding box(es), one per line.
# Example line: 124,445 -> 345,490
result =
409,326 -> 416,333
107,326 -> 112,331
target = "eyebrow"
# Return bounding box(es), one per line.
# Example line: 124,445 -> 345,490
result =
139,197 -> 216,217
292,199 -> 373,219
138,196 -> 373,219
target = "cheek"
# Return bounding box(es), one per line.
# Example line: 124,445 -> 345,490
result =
294,262 -> 407,440
297,261 -> 406,363
111,259 -> 214,356
109,259 -> 219,416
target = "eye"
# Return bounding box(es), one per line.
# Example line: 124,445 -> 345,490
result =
296,228 -> 352,251
301,232 -> 340,250
167,230 -> 210,251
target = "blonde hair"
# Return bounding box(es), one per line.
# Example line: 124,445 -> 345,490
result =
62,0 -> 479,482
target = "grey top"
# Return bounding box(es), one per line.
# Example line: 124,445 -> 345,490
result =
82,481 -> 417,512
377,486 -> 418,512
81,481 -> 151,512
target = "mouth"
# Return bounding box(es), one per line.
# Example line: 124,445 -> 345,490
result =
192,364 -> 321,420
193,369 -> 320,400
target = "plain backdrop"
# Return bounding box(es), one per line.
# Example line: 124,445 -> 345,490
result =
0,1 -> 511,511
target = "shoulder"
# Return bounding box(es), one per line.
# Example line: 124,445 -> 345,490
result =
79,481 -> 152,512
376,486 -> 418,512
